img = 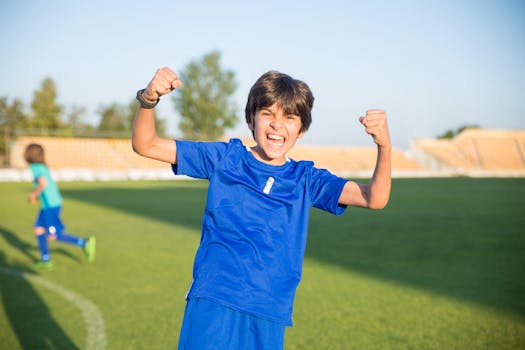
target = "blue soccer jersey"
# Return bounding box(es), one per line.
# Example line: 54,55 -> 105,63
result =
172,139 -> 347,325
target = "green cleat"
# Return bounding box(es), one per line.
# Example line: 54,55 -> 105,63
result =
84,236 -> 96,263
33,260 -> 54,270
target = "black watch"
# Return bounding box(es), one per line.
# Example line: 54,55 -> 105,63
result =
136,89 -> 159,109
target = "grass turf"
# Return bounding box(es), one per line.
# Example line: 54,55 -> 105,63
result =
0,178 -> 524,349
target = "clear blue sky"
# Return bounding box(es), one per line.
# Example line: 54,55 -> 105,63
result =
1,0 -> 524,149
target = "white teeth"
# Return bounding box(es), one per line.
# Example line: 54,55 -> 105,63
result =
268,134 -> 284,141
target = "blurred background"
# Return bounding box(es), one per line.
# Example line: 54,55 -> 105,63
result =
1,0 -> 524,178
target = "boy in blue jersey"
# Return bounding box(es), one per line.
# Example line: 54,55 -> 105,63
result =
132,68 -> 391,349
25,143 -> 96,270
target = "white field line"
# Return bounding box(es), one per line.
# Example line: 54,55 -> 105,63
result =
0,267 -> 106,350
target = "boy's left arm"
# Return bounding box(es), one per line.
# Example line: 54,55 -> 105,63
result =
338,109 -> 391,209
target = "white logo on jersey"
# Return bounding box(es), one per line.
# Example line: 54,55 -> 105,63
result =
263,177 -> 275,194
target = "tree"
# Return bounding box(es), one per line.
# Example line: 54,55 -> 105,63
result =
0,97 -> 27,165
97,103 -> 129,135
29,77 -> 63,133
173,51 -> 238,140
97,99 -> 167,137
64,105 -> 97,137
437,124 -> 480,139
126,99 -> 167,137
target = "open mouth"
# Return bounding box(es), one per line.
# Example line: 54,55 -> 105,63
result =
267,134 -> 285,146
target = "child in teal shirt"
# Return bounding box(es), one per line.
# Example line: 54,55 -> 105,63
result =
25,143 -> 96,269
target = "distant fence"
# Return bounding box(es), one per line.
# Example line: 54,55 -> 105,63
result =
2,167 -> 524,182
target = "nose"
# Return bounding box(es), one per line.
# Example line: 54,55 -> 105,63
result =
270,114 -> 284,129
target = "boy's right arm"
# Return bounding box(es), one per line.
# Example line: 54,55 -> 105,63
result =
338,110 -> 391,209
28,176 -> 47,204
132,67 -> 182,164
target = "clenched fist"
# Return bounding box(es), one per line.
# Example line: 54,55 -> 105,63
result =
359,109 -> 391,148
142,67 -> 183,102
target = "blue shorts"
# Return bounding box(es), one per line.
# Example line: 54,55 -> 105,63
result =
34,207 -> 65,236
178,298 -> 285,350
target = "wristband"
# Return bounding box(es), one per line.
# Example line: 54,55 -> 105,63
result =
136,89 -> 159,109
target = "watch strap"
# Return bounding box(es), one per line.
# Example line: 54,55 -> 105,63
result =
136,89 -> 159,109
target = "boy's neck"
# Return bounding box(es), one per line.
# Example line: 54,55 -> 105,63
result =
248,146 -> 289,166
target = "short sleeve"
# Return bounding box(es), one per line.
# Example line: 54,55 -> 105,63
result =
171,140 -> 228,179
31,164 -> 45,181
309,168 -> 348,215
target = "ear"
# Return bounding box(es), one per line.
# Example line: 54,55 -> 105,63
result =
297,130 -> 305,139
247,115 -> 255,131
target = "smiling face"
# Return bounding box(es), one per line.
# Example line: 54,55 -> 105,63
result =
244,71 -> 314,165
248,103 -> 304,165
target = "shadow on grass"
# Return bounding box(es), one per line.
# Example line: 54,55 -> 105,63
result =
0,247 -> 79,349
61,178 -> 525,319
0,226 -> 83,266
308,178 -> 525,319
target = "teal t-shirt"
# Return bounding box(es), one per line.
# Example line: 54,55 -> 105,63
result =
30,163 -> 62,209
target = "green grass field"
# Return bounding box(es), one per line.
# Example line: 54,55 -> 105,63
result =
0,178 -> 524,349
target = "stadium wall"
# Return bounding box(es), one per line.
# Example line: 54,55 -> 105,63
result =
409,128 -> 525,177
2,133 -> 524,182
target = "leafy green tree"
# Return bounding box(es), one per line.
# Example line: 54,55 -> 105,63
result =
173,51 -> 238,140
64,105 -> 96,137
127,99 -> 167,137
0,97 -> 27,165
29,77 -> 63,132
97,103 -> 129,135
437,129 -> 455,139
98,99 -> 167,137
438,125 -> 480,139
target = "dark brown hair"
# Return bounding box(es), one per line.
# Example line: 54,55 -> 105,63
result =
24,143 -> 45,164
245,71 -> 314,134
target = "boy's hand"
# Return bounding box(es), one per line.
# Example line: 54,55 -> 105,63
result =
142,67 -> 183,102
28,192 -> 38,204
359,109 -> 391,148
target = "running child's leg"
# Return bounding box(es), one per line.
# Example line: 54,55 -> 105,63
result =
33,226 -> 53,270
55,230 -> 96,263
54,228 -> 86,247
44,208 -> 85,247
34,226 -> 50,262
40,207 -> 96,262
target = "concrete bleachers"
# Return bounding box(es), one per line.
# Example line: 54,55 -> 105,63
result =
7,136 -> 425,180
455,129 -> 525,170
288,145 -> 424,174
221,137 -> 424,175
410,139 -> 476,170
11,136 -> 165,170
10,136 -> 423,174
7,129 -> 525,180
410,129 -> 525,173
